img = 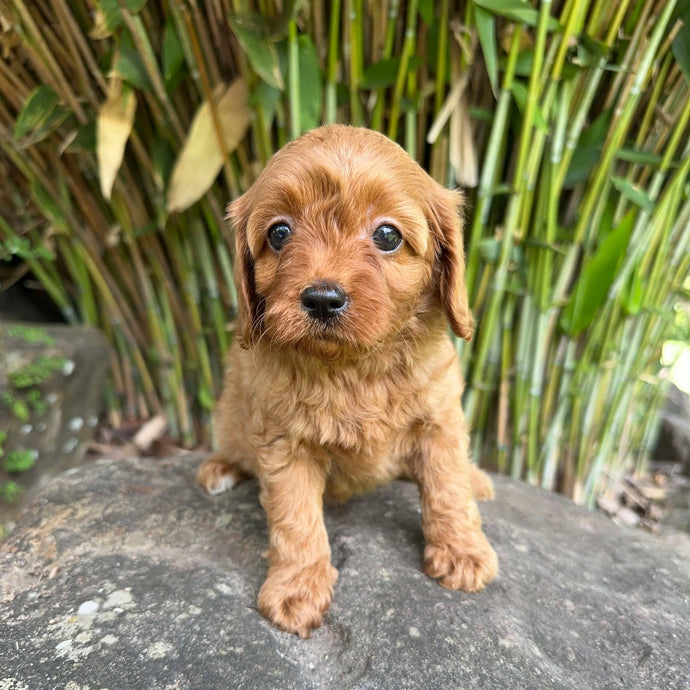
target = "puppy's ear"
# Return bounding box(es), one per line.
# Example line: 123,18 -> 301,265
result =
427,186 -> 474,341
227,194 -> 258,347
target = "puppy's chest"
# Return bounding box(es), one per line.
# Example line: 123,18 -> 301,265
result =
285,372 -> 419,450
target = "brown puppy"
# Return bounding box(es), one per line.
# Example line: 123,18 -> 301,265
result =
198,125 -> 498,637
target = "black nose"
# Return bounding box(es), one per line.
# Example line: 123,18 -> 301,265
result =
300,282 -> 348,322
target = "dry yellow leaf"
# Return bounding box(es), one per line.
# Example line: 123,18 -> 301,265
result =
97,79 -> 137,200
450,94 -> 477,188
167,79 -> 250,213
89,9 -> 111,40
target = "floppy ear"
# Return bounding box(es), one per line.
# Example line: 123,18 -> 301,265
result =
226,194 -> 259,348
427,185 -> 474,341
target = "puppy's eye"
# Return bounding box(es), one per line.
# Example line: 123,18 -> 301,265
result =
267,223 -> 292,252
372,224 -> 403,253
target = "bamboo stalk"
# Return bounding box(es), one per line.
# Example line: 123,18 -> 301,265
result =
1,0 -> 686,492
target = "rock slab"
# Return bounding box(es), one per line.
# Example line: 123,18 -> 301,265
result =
1,456 -> 688,689
654,384 -> 690,472
0,322 -> 110,528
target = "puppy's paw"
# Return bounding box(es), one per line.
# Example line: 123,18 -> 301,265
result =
469,465 -> 495,501
424,534 -> 498,592
258,560 -> 338,638
197,454 -> 245,495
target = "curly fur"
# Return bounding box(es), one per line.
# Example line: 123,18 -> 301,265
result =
198,125 -> 497,637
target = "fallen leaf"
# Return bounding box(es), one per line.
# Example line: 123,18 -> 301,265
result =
133,413 -> 168,452
97,79 -> 137,200
451,93 -> 477,188
167,80 -> 250,212
614,507 -> 641,528
597,494 -> 619,516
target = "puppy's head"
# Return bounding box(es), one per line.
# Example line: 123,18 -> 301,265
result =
229,125 -> 473,356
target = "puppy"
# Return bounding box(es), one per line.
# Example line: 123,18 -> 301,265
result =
198,125 -> 498,637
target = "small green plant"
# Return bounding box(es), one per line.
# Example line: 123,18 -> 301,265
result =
25,389 -> 47,416
9,356 -> 68,389
0,481 -> 25,504
0,433 -> 27,506
0,329 -> 61,506
3,449 -> 37,474
6,325 -> 55,346
1,391 -> 30,424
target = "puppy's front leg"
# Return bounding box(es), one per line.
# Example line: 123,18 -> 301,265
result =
257,447 -> 337,638
409,423 -> 498,592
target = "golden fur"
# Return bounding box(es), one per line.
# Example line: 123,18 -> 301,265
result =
198,125 -> 498,637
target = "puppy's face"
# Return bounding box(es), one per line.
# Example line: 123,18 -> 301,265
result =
230,126 -> 473,356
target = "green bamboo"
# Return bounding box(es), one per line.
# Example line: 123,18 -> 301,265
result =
387,0 -> 417,141
325,0 -> 342,124
1,0 -> 686,502
287,19 -> 300,138
370,0 -> 400,131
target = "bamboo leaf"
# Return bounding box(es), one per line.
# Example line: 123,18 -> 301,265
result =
268,0 -> 306,39
672,17 -> 690,83
297,35 -> 322,132
112,39 -> 153,92
250,81 -> 283,131
14,85 -> 68,142
560,211 -> 635,336
90,0 -> 149,39
473,0 -> 560,30
229,15 -> 284,90
615,148 -> 664,166
163,19 -> 185,90
65,122 -> 97,153
475,5 -> 499,97
97,80 -> 137,200
151,137 -> 175,191
578,35 -> 608,60
620,266 -> 645,316
564,109 -> 612,187
610,176 -> 655,215
511,81 -> 549,133
418,0 -> 435,26
124,0 -> 149,11
90,0 -> 123,38
361,56 -> 423,89
167,80 -> 251,212
30,182 -> 68,232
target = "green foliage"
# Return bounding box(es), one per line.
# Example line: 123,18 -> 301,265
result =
229,15 -> 284,89
5,325 -> 55,346
0,329 -> 61,504
9,357 -> 68,389
0,236 -> 55,263
4,449 -> 37,474
1,0 -> 688,503
14,85 -> 69,142
473,0 -> 559,28
560,212 -> 635,337
0,481 -> 25,504
2,392 -> 30,424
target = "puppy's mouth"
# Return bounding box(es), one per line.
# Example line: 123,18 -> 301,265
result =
296,311 -> 375,360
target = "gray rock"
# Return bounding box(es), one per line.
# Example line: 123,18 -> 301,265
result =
0,322 -> 110,528
653,384 -> 690,471
1,456 -> 688,689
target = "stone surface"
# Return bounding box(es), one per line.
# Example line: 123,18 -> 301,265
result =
1,456 -> 689,689
0,322 -> 110,528
654,384 -> 690,471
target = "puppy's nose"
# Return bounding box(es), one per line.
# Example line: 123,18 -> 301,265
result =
300,282 -> 348,322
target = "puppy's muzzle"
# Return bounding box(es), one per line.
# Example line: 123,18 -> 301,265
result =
300,282 -> 349,323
